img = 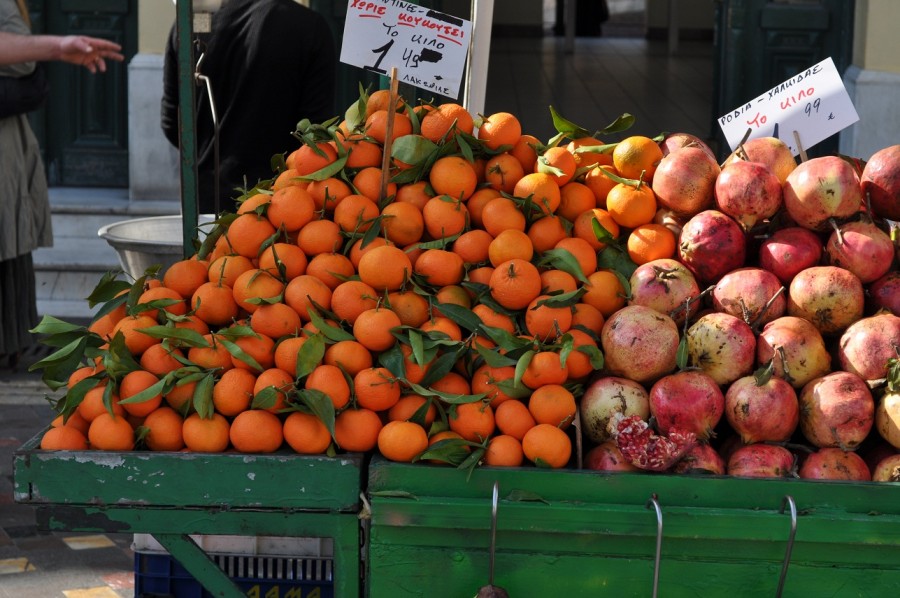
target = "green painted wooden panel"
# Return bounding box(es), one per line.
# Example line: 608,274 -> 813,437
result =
14,431 -> 363,511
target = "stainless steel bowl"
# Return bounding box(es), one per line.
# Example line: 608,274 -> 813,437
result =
97,215 -> 213,279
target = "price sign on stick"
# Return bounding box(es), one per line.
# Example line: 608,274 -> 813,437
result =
340,0 -> 472,100
718,56 -> 859,156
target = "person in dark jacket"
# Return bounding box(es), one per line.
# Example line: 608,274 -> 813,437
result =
161,0 -> 337,215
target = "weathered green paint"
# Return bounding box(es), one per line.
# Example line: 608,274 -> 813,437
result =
366,458 -> 900,597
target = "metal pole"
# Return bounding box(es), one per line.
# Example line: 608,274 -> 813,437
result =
176,0 -> 199,257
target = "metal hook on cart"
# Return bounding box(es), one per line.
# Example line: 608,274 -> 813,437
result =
776,495 -> 798,598
193,51 -> 221,215
489,481 -> 500,587
646,494 -> 663,598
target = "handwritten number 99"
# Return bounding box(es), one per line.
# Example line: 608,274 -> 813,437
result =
804,98 -> 821,118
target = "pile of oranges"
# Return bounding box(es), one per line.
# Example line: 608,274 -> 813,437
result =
38,89 -> 676,470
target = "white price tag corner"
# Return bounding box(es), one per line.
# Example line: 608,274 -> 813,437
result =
717,57 -> 860,156
340,0 -> 472,100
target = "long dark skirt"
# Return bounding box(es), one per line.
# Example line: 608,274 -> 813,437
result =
0,252 -> 39,356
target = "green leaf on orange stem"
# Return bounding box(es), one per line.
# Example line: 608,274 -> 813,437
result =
296,388 -> 336,437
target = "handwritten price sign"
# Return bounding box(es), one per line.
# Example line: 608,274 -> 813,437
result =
340,0 -> 472,99
718,57 -> 859,156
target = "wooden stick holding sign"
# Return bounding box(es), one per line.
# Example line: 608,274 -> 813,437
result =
792,131 -> 809,163
380,67 -> 400,202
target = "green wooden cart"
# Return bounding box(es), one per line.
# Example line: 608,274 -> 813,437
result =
365,458 -> 900,597
14,430 -> 364,598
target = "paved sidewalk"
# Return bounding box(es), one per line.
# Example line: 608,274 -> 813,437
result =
0,371 -> 134,598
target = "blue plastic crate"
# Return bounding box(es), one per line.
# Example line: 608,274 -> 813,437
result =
135,550 -> 334,597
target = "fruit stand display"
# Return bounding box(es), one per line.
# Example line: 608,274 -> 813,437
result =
12,61 -> 900,597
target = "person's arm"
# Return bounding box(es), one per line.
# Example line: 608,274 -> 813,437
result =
0,32 -> 123,72
160,25 -> 180,148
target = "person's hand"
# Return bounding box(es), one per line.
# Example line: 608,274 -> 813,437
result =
58,35 -> 124,73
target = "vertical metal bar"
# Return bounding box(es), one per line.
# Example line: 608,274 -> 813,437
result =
176,0 -> 199,257
777,495 -> 798,598
489,481 -> 499,586
646,495 -> 663,598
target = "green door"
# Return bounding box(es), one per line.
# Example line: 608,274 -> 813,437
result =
27,0 -> 137,187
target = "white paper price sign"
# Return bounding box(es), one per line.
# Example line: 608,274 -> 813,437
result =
718,57 -> 859,156
340,0 -> 472,99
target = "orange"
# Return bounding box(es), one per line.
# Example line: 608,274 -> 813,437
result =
364,88 -> 405,119
283,412 -> 332,454
182,412 -> 231,452
584,164 -> 619,207
582,269 -> 627,317
429,156 -> 478,201
381,201 -> 425,246
466,188 -> 502,230
430,371 -> 471,396
232,268 -> 285,314
208,254 -> 254,289
573,208 -> 620,251
420,316 -> 463,342
88,412 -> 135,451
626,223 -> 677,265
284,274 -> 333,321
484,152 -> 525,194
522,423 -> 572,468
395,180 -> 434,211
571,302 -> 605,335
212,367 -> 256,416
334,407 -> 383,452
426,430 -> 471,465
488,229 -> 534,267
259,242 -> 307,281
471,303 -> 515,334
352,167 -> 396,202
358,245 -> 412,292
191,281 -> 240,327
342,137 -> 383,170
528,384 -> 577,428
553,237 -> 598,279
353,307 -> 402,352
331,280 -> 379,324
230,332 -> 276,371
494,399 -> 536,441
110,314 -> 159,356
489,259 -> 542,311
414,249 -> 465,287
296,219 -> 343,256
139,343 -> 184,377
305,364 -> 351,409
141,406 -> 185,451
307,176 -> 353,212
540,269 -> 578,295
471,364 -> 519,409
184,334 -> 233,373
478,111 -> 522,150
563,328 -> 599,380
348,236 -> 391,271
448,401 -> 495,442
567,136 -> 613,170
525,294 -> 573,340
273,335 -> 308,377
452,229 -> 492,266
173,314 -> 210,338
520,351 -> 568,389
250,302 -> 302,341
364,109 -> 412,144
306,252 -> 356,291
333,194 -> 380,233
287,141 -> 338,176
481,197 -> 527,237
50,409 -> 90,436
163,258 -> 209,300
323,340 -> 373,377
225,212 -> 277,259
513,172 -> 561,216
236,192 -> 271,215
272,168 -> 305,191
527,215 -> 569,254
420,102 -> 475,143
354,367 -> 402,412
377,420 -> 429,462
387,290 -> 430,328
536,146 -> 577,187
422,195 -> 469,241
510,134 -> 541,174
40,426 -> 89,451
612,135 -> 663,181
388,395 -> 436,427
137,285 -> 188,320
118,369 -> 163,417
606,182 -> 657,228
557,181 -> 597,222
432,285 -> 471,315
266,185 -> 315,233
484,434 -> 525,467
230,409 -> 284,453
253,367 -> 293,412
164,378 -> 198,412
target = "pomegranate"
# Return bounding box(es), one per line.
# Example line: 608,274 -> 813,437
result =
860,144 -> 900,221
783,155 -> 864,231
727,443 -> 795,478
726,136 -> 796,184
867,271 -> 900,316
608,413 -> 697,472
648,370 -> 724,440
677,210 -> 747,284
584,441 -> 641,472
799,371 -> 875,450
653,207 -> 686,237
825,219 -> 895,283
875,389 -> 900,449
756,316 -> 831,389
787,265 -> 864,335
659,132 -> 717,161
872,454 -> 900,482
651,146 -> 721,218
579,376 -> 650,444
714,160 -> 783,231
838,313 -> 900,384
627,258 -> 700,325
601,305 -> 680,385
725,374 -> 799,443
672,443 -> 726,475
758,227 -> 824,285
685,312 -> 756,386
798,448 -> 871,481
712,267 -> 785,328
